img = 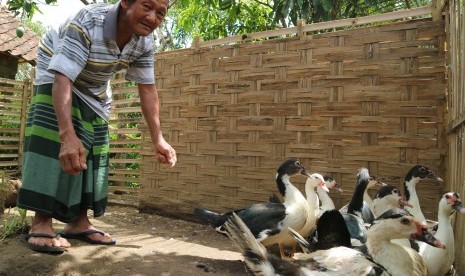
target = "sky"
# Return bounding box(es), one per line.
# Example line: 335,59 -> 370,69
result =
33,0 -> 85,28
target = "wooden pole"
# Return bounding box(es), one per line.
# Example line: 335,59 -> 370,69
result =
17,68 -> 33,173
432,0 -> 447,21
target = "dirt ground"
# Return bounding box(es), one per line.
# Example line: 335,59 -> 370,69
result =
0,205 -> 252,276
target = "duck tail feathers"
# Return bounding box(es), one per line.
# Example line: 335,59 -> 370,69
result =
224,213 -> 279,276
288,227 -> 312,253
193,207 -> 226,228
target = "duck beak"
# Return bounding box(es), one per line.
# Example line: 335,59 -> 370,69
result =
330,182 -> 343,192
376,181 -> 387,187
427,172 -> 443,182
412,221 -> 445,249
319,182 -> 329,193
399,197 -> 413,208
301,169 -> 312,177
452,201 -> 465,213
333,185 -> 343,193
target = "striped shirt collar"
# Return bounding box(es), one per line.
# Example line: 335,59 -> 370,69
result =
103,1 -> 120,40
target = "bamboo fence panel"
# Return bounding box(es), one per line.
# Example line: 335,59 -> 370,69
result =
108,78 -> 142,186
445,0 -> 465,273
0,77 -> 30,176
139,17 -> 447,224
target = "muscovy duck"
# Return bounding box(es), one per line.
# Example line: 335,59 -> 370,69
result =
419,191 -> 465,276
362,175 -> 387,223
194,159 -> 310,257
296,173 -> 328,240
224,208 -> 444,276
403,165 -> 443,225
340,174 -> 385,224
316,176 -> 342,217
341,167 -> 371,246
311,209 -> 352,251
372,185 -> 412,218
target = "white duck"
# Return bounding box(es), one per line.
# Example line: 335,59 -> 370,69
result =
316,176 -> 343,217
372,185 -> 412,218
419,191 -> 465,276
403,165 -> 443,225
297,173 -> 329,241
224,208 -> 445,276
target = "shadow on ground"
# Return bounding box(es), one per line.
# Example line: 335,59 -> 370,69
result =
0,205 -> 251,276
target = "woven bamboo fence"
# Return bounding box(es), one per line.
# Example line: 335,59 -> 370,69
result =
0,77 -> 30,176
139,5 -> 448,228
106,74 -> 142,205
444,0 -> 465,273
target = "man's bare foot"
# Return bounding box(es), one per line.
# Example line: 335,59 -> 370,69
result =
63,211 -> 114,244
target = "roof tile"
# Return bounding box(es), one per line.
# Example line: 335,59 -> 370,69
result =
0,6 -> 40,65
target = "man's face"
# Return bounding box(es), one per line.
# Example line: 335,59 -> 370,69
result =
123,0 -> 168,37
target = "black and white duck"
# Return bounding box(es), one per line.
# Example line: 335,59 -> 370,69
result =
363,175 -> 387,222
224,208 -> 445,276
268,174 -> 336,209
403,165 -> 443,225
372,185 -> 412,218
419,191 -> 465,276
193,159 -> 311,257
340,173 -> 385,224
341,167 -> 371,246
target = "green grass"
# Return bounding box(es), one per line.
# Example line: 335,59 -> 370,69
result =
0,207 -> 30,243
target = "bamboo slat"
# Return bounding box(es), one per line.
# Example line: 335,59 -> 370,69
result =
445,0 -> 465,273
0,78 -> 28,172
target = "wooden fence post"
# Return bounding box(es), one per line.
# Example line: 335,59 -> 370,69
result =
18,69 -> 33,172
432,0 -> 447,21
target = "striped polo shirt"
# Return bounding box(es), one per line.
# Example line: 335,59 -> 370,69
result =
34,1 -> 156,122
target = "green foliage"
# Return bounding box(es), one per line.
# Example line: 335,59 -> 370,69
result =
0,208 -> 31,243
24,17 -> 47,35
271,0 -> 432,27
5,0 -> 58,20
169,0 -> 274,48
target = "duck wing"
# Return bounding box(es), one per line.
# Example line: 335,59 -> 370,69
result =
361,203 -> 375,224
234,202 -> 287,239
294,247 -> 387,276
342,213 -> 367,245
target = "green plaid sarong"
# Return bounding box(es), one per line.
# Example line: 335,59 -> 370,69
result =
17,84 -> 110,223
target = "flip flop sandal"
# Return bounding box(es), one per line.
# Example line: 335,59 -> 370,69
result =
60,229 -> 116,245
21,233 -> 66,254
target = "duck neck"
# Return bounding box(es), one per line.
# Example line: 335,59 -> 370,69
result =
278,174 -> 305,204
348,181 -> 368,215
367,236 -> 417,275
404,178 -> 426,223
373,198 -> 388,218
305,184 -> 319,209
363,190 -> 374,210
317,187 -> 335,211
435,208 -> 455,249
